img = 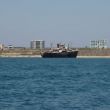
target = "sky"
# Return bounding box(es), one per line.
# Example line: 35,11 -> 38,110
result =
0,0 -> 110,47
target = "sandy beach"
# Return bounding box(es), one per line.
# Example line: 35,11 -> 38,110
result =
1,55 -> 110,58
0,55 -> 42,58
77,56 -> 110,58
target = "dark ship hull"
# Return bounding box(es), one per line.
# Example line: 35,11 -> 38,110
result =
41,51 -> 78,58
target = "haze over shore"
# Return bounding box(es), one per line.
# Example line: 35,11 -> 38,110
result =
0,0 -> 110,47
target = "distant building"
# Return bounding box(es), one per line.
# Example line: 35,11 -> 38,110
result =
8,45 -> 14,49
0,44 -> 4,50
30,40 -> 45,49
90,40 -> 107,49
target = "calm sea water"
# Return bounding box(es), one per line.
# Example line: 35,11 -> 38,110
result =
0,58 -> 110,110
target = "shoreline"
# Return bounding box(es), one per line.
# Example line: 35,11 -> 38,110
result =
0,55 -> 110,58
77,56 -> 110,58
0,55 -> 42,58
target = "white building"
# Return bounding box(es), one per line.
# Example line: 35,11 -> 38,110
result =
0,44 -> 4,50
30,40 -> 45,49
8,45 -> 14,49
90,40 -> 107,49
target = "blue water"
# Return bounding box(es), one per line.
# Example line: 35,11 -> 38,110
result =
0,58 -> 110,110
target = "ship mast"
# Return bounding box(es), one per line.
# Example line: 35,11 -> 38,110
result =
67,43 -> 70,50
50,43 -> 53,50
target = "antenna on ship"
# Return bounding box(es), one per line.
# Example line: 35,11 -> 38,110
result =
69,42 -> 73,49
67,43 -> 70,50
50,43 -> 53,50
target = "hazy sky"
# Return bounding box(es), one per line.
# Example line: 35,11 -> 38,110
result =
0,0 -> 110,47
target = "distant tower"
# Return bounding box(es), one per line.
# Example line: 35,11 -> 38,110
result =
30,40 -> 45,49
0,44 -> 4,50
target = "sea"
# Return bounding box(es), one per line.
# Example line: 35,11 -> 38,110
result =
0,58 -> 110,110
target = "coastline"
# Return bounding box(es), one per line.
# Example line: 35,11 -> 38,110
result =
77,56 -> 110,58
0,55 -> 42,58
0,55 -> 110,58
1,48 -> 110,58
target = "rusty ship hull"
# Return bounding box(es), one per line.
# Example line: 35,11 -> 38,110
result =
41,50 -> 78,58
